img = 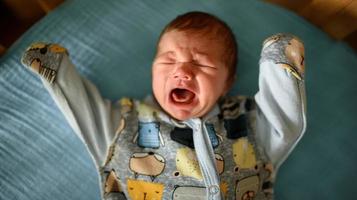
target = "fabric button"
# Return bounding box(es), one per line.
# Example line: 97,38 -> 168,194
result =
209,185 -> 220,194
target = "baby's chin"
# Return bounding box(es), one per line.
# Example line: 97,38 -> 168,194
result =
163,102 -> 210,121
167,109 -> 196,121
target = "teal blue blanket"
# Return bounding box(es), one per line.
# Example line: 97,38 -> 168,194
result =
1,0 -> 357,199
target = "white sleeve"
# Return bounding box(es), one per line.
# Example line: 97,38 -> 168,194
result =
21,43 -> 121,168
254,34 -> 307,169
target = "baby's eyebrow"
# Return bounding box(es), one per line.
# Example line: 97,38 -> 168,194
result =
156,51 -> 176,59
191,48 -> 212,60
193,51 -> 214,64
193,52 -> 208,59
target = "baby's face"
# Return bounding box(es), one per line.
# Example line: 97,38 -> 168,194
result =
152,30 -> 230,120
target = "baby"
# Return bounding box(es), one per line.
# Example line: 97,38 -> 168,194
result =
21,11 -> 306,200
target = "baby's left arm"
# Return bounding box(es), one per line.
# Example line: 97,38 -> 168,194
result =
254,33 -> 307,171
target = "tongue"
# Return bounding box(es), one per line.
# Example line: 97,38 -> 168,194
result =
172,89 -> 195,103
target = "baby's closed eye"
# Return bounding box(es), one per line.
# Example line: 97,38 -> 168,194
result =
154,57 -> 176,65
192,60 -> 216,69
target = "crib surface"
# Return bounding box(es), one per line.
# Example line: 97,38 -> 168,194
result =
1,0 -> 357,199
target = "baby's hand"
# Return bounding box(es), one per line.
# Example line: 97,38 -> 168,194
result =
261,33 -> 305,80
21,42 -> 68,83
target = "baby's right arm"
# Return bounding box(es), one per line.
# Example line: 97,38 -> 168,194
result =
21,43 -> 121,168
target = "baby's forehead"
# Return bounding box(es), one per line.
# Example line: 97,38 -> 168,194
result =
161,29 -> 224,42
157,30 -> 226,53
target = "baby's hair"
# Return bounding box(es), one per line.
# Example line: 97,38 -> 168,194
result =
158,11 -> 238,85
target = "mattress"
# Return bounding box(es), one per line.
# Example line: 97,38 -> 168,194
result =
1,0 -> 357,199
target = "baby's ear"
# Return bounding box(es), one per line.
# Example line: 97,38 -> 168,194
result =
223,75 -> 236,95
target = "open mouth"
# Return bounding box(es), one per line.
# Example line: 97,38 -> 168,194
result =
170,88 -> 195,104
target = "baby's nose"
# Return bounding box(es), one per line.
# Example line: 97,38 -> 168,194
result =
173,63 -> 194,81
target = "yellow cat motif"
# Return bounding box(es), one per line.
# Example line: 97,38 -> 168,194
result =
232,137 -> 257,169
127,179 -> 164,200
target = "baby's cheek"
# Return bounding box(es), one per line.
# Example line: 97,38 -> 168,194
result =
152,78 -> 164,100
201,77 -> 224,100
